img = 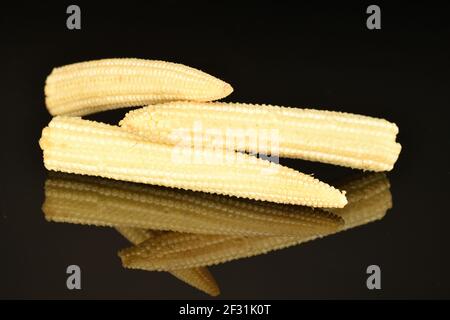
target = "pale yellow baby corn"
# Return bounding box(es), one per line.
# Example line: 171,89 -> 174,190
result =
116,227 -> 220,296
119,173 -> 391,271
39,117 -> 347,208
45,58 -> 233,116
120,102 -> 401,171
43,173 -> 343,236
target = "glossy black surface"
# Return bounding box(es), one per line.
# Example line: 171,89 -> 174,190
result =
1,2 -> 449,299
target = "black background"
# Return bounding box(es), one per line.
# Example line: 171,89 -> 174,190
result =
1,1 -> 449,299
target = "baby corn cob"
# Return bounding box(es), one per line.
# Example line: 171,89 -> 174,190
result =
39,117 -> 347,208
43,173 -> 342,236
116,227 -> 220,296
120,102 -> 401,171
45,58 -> 233,116
119,173 -> 392,270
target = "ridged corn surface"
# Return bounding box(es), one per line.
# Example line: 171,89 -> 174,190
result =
45,59 -> 233,116
121,102 -> 401,171
43,173 -> 343,236
39,117 -> 347,208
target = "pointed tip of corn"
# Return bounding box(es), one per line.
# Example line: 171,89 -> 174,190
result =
210,289 -> 221,297
222,82 -> 233,97
292,173 -> 348,208
119,107 -> 152,139
326,186 -> 347,208
170,267 -> 221,297
200,79 -> 233,101
201,286 -> 220,297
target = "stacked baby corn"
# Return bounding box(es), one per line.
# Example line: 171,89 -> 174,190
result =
40,58 -> 400,295
41,58 -> 401,207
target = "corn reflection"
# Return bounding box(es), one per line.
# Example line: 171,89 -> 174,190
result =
119,173 -> 392,271
42,172 -> 392,296
43,172 -> 342,236
116,227 -> 220,296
